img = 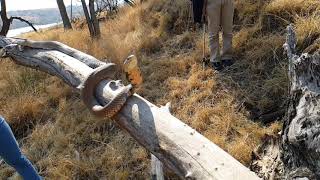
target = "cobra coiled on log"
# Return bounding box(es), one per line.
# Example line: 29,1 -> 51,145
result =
2,39 -> 133,119
81,63 -> 132,118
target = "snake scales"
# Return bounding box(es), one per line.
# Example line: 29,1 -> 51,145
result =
81,63 -> 132,118
15,39 -> 132,118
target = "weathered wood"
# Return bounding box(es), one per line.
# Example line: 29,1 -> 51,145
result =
151,154 -> 164,180
250,135 -> 284,179
281,25 -> 320,179
6,38 -> 105,68
0,36 -> 260,180
250,25 -> 320,180
150,103 -> 170,180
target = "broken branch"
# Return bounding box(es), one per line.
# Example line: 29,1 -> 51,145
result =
11,16 -> 38,32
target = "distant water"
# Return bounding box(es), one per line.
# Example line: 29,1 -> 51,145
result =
7,22 -> 62,37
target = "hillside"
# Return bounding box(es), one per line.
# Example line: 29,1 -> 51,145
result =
0,0 -> 319,179
6,6 -> 83,29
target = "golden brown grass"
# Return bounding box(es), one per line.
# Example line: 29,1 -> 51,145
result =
265,0 -> 320,15
0,0 -> 319,179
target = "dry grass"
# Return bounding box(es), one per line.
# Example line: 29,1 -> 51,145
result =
0,0 -> 319,179
265,0 -> 320,15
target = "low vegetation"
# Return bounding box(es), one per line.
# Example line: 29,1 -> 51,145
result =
0,0 -> 319,179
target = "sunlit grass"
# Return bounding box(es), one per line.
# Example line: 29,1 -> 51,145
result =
0,0 -> 319,178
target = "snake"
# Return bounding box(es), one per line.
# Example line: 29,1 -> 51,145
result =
7,38 -> 132,118
81,63 -> 132,118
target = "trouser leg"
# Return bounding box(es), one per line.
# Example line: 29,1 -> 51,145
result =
221,0 -> 234,60
0,118 -> 41,180
207,1 -> 221,62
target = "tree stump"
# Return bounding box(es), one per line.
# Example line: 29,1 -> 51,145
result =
252,25 -> 320,180
281,25 -> 320,179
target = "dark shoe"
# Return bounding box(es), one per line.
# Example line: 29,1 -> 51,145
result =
211,61 -> 223,71
222,59 -> 234,67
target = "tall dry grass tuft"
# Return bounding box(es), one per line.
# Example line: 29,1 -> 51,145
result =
295,13 -> 320,53
265,0 -> 320,15
0,0 -> 320,178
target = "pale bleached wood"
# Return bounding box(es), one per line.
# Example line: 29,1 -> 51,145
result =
282,25 -> 320,179
251,25 -> 320,179
150,103 -> 170,180
0,36 -> 260,180
3,38 -> 106,68
151,154 -> 164,180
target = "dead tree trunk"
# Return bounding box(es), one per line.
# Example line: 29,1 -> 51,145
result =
281,25 -> 320,179
251,25 -> 320,180
70,0 -> 73,21
56,0 -> 72,29
81,0 -> 95,36
81,0 -> 100,38
89,0 -> 101,38
0,0 -> 11,36
0,0 -> 37,36
0,37 -> 260,180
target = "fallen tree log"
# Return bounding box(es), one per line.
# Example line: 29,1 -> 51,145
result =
150,103 -> 171,180
0,36 -> 259,179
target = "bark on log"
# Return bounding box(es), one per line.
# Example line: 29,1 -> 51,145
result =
0,36 -> 260,180
150,103 -> 170,180
281,25 -> 320,179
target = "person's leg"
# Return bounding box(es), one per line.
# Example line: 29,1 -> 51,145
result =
0,117 -> 41,180
207,0 -> 222,64
221,0 -> 234,64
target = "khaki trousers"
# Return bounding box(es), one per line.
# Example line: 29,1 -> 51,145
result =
207,0 -> 234,62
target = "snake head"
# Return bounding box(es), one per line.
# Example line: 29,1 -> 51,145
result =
109,80 -> 132,94
123,55 -> 143,88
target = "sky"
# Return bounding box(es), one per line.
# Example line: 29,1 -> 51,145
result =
6,0 -> 86,11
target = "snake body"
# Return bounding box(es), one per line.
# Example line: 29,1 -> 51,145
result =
81,63 -> 132,118
9,38 -> 131,118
